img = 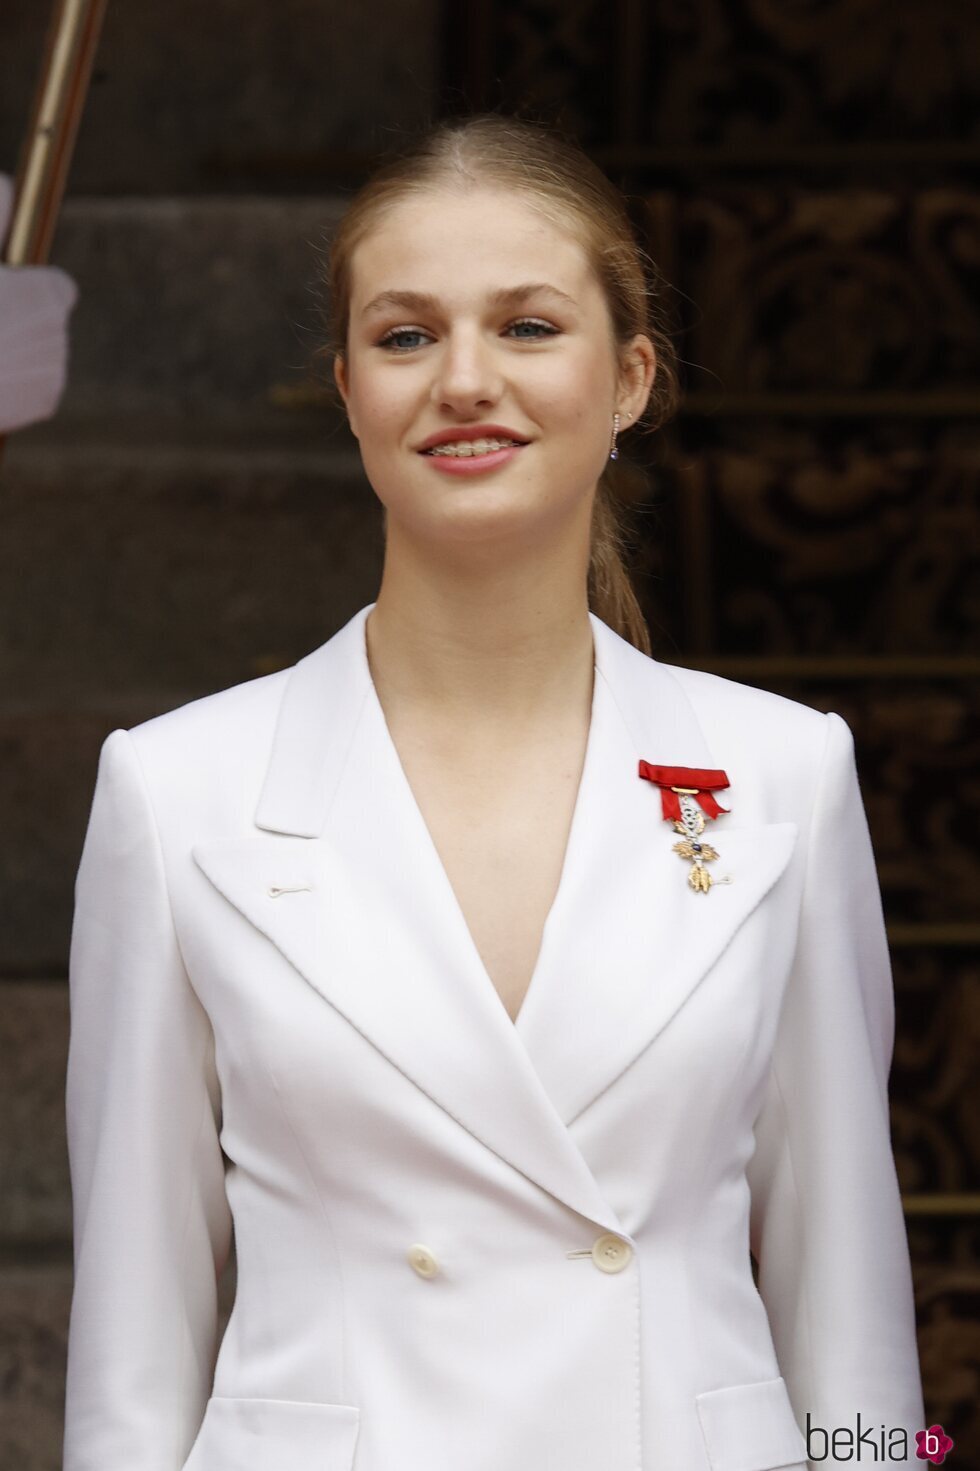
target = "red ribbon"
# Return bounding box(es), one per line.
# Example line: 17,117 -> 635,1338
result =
637,762 -> 731,823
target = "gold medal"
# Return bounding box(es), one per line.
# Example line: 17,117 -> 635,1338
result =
637,763 -> 733,895
671,802 -> 720,892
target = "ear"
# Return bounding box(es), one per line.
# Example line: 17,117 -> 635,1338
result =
333,354 -> 357,439
617,334 -> 657,425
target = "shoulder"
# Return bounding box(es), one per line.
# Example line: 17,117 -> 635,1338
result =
106,662 -> 295,831
650,657 -> 842,820
662,659 -> 830,749
126,663 -> 292,767
595,616 -> 841,810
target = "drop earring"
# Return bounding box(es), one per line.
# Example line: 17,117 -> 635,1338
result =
609,412 -> 621,460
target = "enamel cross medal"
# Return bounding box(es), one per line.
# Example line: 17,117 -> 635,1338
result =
637,763 -> 732,894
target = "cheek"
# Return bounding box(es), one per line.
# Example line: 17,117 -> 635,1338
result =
348,365 -> 415,443
362,397 -> 405,445
527,350 -> 613,433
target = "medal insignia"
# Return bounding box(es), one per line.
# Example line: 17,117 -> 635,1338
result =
637,762 -> 732,894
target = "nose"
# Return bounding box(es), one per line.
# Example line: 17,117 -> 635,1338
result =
430,325 -> 503,413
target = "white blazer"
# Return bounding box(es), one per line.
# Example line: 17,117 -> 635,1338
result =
63,601 -> 926,1471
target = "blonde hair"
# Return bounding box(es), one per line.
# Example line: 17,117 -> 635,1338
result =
314,112 -> 681,654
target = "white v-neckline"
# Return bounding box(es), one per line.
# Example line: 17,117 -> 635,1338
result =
358,623 -> 604,1030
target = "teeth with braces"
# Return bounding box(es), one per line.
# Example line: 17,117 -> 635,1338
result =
425,438 -> 522,456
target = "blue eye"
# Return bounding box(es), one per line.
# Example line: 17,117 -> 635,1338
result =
377,328 -> 430,352
376,318 -> 560,352
507,318 -> 559,339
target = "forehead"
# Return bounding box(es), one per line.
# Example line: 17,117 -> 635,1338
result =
349,187 -> 597,307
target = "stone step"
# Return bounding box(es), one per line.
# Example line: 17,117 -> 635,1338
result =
0,983 -> 69,1245
1,432 -> 380,704
13,196 -> 352,422
0,0 -> 437,194
0,437 -> 384,971
0,1261 -> 72,1471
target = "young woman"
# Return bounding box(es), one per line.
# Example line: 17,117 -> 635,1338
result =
63,114 -> 926,1471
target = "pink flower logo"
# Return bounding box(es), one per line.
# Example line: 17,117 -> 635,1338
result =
916,1424 -> 954,1464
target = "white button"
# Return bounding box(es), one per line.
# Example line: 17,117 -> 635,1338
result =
407,1243 -> 439,1279
591,1233 -> 633,1273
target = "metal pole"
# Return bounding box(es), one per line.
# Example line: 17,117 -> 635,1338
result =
0,0 -> 109,464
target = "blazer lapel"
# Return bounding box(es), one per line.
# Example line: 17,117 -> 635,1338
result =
192,604 -> 797,1231
194,605 -> 623,1233
514,615 -> 798,1123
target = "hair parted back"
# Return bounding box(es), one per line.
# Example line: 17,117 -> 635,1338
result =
316,111 -> 681,656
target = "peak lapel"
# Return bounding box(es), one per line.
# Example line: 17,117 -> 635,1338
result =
192,605 -> 797,1228
193,605 -> 626,1234
514,616 -> 798,1124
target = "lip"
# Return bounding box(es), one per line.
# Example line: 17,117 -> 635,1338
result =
415,423 -> 531,452
421,442 -> 527,476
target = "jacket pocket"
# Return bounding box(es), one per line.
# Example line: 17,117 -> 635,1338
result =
180,1394 -> 360,1471
695,1375 -> 808,1471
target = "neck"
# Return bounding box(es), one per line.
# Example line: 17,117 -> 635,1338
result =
364,547 -> 595,733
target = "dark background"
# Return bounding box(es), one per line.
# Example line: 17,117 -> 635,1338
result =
1,2 -> 977,1465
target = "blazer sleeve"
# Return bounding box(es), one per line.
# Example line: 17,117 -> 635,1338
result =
63,728 -> 233,1471
745,711 -> 926,1466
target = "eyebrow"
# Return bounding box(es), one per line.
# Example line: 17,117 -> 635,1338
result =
360,282 -> 579,318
